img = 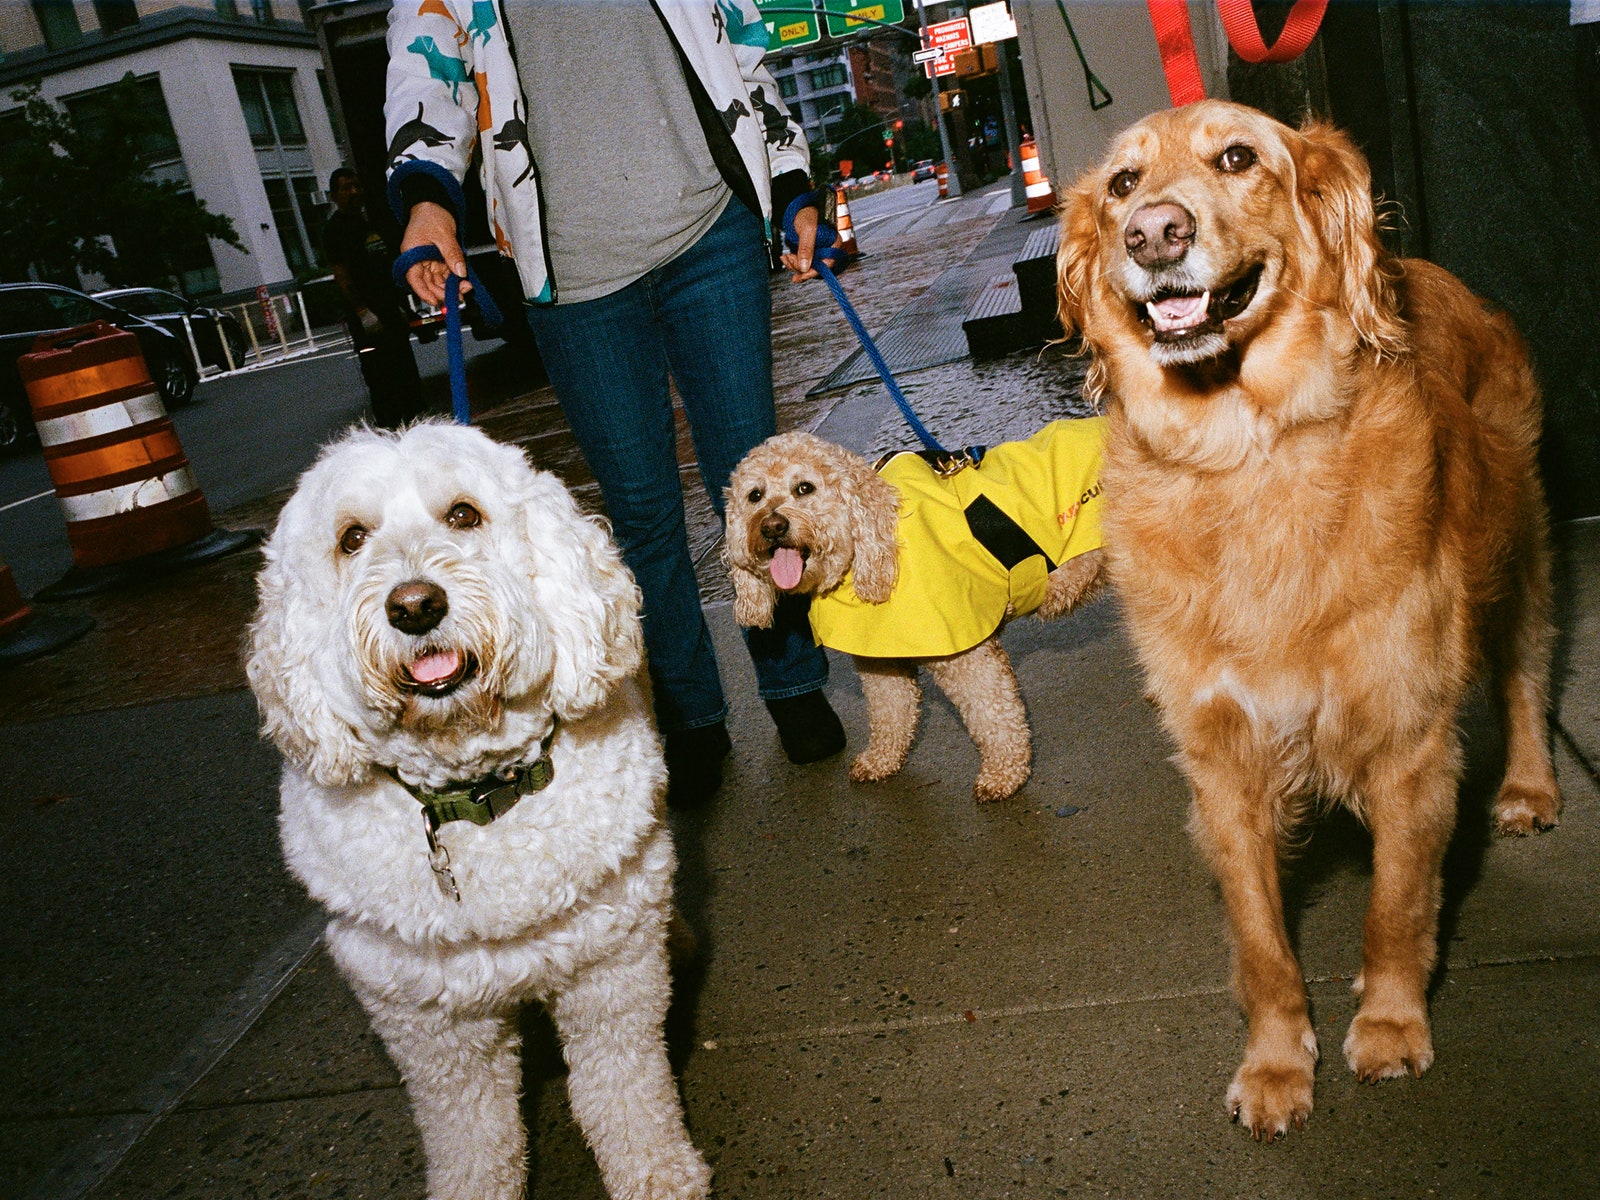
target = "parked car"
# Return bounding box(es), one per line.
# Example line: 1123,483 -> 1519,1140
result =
92,286 -> 249,372
912,159 -> 939,183
0,282 -> 199,452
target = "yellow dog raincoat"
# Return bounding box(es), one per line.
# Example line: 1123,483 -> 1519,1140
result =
810,417 -> 1107,658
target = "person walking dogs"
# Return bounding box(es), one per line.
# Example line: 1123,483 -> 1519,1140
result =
386,0 -> 842,804
323,167 -> 424,429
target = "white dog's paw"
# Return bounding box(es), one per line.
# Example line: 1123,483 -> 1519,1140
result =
615,1147 -> 711,1200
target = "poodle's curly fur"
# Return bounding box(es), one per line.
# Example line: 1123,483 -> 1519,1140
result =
247,422 -> 709,1200
723,431 -> 1104,802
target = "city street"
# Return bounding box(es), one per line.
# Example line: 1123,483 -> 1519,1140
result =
4,176 -> 1597,1200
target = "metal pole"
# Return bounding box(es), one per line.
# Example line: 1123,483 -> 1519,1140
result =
996,37 -> 1026,208
914,0 -> 962,198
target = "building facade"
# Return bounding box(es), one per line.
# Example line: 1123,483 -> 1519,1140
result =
763,43 -> 857,148
0,1 -> 344,298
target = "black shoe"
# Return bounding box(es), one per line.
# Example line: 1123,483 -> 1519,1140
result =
665,722 -> 732,808
765,690 -> 846,764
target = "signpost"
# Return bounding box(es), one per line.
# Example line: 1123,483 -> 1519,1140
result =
922,15 -> 971,77
822,0 -> 906,38
968,1 -> 1018,44
756,0 -> 821,48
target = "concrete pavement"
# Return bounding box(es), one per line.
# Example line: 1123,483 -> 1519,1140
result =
2,182 -> 1596,1200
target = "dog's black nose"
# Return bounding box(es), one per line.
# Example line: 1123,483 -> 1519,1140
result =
1124,202 -> 1196,268
386,580 -> 449,635
759,513 -> 789,543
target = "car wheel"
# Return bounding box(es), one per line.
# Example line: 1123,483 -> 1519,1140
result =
156,354 -> 195,409
224,325 -> 248,369
0,400 -> 22,453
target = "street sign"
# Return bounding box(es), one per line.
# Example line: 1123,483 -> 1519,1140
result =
968,2 -> 1017,44
911,46 -> 946,64
756,0 -> 820,48
923,16 -> 970,76
822,0 -> 905,38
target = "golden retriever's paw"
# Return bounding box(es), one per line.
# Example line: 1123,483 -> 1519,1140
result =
973,760 -> 1030,803
1494,783 -> 1561,837
1343,1011 -> 1434,1082
1226,1055 -> 1315,1141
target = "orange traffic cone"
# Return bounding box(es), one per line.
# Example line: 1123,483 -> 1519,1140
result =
831,184 -> 860,261
1020,135 -> 1056,215
0,551 -> 92,665
936,162 -> 949,199
19,321 -> 256,600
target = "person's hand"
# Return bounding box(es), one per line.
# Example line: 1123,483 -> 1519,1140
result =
400,200 -> 471,307
780,203 -> 820,283
356,307 -> 384,336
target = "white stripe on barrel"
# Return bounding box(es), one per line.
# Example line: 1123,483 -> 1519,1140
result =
57,467 -> 199,523
34,390 -> 165,448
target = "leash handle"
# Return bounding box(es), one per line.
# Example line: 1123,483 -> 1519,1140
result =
1217,0 -> 1327,63
783,196 -> 980,463
391,246 -> 504,425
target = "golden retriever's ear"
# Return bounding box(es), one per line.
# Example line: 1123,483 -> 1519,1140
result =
1055,178 -> 1111,406
1296,121 -> 1405,356
1054,177 -> 1099,340
843,457 -> 900,604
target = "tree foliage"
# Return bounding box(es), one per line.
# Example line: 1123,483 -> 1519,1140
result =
0,77 -> 244,289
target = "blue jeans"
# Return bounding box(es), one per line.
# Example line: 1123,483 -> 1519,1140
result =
523,199 -> 828,734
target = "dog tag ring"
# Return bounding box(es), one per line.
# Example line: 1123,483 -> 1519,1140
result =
422,810 -> 462,902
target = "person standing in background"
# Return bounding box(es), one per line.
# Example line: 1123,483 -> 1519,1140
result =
324,167 -> 424,430
386,0 -> 841,804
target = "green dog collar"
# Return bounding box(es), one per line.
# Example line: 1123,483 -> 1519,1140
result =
391,719 -> 559,829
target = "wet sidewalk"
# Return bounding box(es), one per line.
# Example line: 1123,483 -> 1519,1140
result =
3,179 -> 1598,1200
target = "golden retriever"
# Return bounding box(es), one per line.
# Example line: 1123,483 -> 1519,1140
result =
1055,100 -> 1560,1139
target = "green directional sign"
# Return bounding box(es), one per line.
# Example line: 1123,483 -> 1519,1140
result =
755,1 -> 821,48
822,0 -> 906,38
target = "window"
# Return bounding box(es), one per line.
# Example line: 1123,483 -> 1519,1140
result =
778,75 -> 798,100
31,1 -> 81,50
262,175 -> 325,277
808,64 -> 847,90
92,0 -> 140,34
235,69 -> 307,148
66,77 -> 182,165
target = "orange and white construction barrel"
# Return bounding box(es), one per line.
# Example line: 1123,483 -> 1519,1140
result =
1020,136 -> 1056,215
19,322 -> 214,570
831,184 -> 860,260
936,162 -> 949,199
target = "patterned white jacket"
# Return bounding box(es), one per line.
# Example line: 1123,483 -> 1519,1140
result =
384,0 -> 810,304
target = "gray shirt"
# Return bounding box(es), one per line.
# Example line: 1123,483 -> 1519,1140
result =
503,0 -> 733,304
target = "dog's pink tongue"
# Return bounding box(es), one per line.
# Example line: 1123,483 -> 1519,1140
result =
410,650 -> 461,684
1148,292 -> 1210,332
768,547 -> 805,590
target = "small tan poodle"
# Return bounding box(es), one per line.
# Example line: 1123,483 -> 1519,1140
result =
723,422 -> 1108,802
247,422 -> 709,1200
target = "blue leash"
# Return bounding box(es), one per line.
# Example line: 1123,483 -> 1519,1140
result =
392,247 -> 504,425
782,195 -> 982,466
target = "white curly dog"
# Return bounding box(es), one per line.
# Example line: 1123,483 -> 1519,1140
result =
247,422 -> 710,1200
